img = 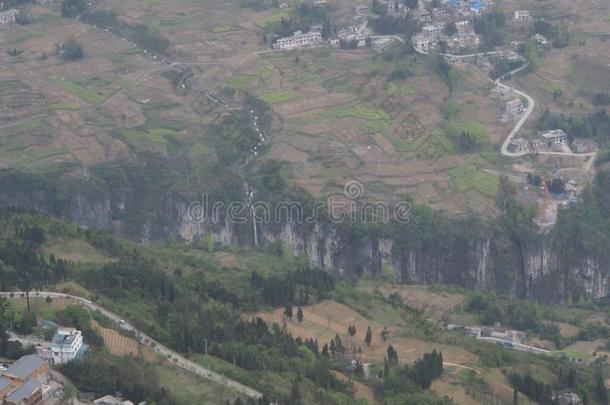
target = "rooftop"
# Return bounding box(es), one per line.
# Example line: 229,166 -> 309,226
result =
541,129 -> 567,139
52,328 -> 80,346
0,376 -> 12,391
6,379 -> 42,403
2,355 -> 45,380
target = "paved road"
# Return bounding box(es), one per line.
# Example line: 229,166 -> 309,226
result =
496,64 -> 536,157
0,292 -> 263,400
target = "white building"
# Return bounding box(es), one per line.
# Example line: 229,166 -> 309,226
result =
372,37 -> 396,52
314,0 -> 328,7
505,98 -> 524,118
411,9 -> 432,23
0,9 -> 19,24
540,129 -> 568,144
422,23 -> 445,38
50,328 -> 84,365
432,8 -> 448,20
412,33 -> 435,50
273,30 -> 323,50
514,10 -> 530,21
534,33 -> 548,46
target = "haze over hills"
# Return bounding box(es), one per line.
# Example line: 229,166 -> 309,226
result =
0,0 -> 609,403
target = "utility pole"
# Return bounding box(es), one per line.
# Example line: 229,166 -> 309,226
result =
204,338 -> 208,356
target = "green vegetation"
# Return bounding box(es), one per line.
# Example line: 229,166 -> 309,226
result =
228,74 -> 256,90
259,89 -> 299,104
54,79 -> 104,104
448,164 -> 499,198
444,121 -> 489,152
387,82 -> 416,97
317,105 -> 390,122
57,38 -> 84,60
61,0 -> 88,18
61,350 -> 173,403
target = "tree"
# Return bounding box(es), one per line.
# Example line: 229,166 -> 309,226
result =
58,38 -> 84,60
444,22 -> 457,36
380,326 -> 390,341
595,371 -> 608,405
296,307 -> 304,323
290,376 -> 301,405
387,344 -> 398,365
348,324 -> 356,337
61,0 -> 88,18
549,177 -> 565,194
365,326 -> 372,346
283,304 -> 293,320
321,343 -> 329,357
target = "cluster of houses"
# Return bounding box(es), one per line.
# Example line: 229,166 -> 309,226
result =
0,9 -> 19,24
447,324 -> 552,356
507,130 -> 597,155
0,325 -> 89,404
273,2 -> 379,51
410,0 -> 490,52
0,354 -> 52,405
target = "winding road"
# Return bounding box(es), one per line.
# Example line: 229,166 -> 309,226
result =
0,291 -> 263,400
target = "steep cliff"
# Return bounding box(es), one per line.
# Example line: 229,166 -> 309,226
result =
1,166 -> 608,303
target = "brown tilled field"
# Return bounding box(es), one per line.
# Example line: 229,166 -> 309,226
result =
257,300 -> 478,365
91,320 -> 157,362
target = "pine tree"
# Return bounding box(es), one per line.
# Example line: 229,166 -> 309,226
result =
290,377 -> 302,404
365,326 -> 372,346
595,371 -> 608,405
283,304 -> 293,320
322,343 -> 329,356
380,326 -> 389,341
297,307 -> 304,323
387,344 -> 398,365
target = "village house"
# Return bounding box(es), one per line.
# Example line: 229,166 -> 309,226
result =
314,0 -> 328,8
273,30 -> 323,50
1,355 -> 48,385
387,0 -> 408,17
505,98 -> 524,118
449,30 -> 479,49
422,23 -> 445,38
50,327 -> 86,365
4,379 -> 45,405
507,138 -> 529,154
556,392 -> 582,405
514,10 -> 530,21
0,9 -> 19,24
432,7 -> 448,20
278,2 -> 289,9
540,129 -> 568,145
411,33 -> 435,50
571,138 -> 595,153
0,378 -> 14,399
94,394 -> 136,405
410,9 -> 432,23
534,33 -> 548,46
372,37 -> 396,52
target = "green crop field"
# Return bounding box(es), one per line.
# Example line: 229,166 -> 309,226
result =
260,89 -> 299,104
448,164 -> 500,198
54,79 -> 105,104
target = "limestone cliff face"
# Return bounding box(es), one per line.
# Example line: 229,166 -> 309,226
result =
1,181 -> 607,302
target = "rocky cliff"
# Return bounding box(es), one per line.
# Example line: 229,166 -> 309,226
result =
1,168 -> 607,303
